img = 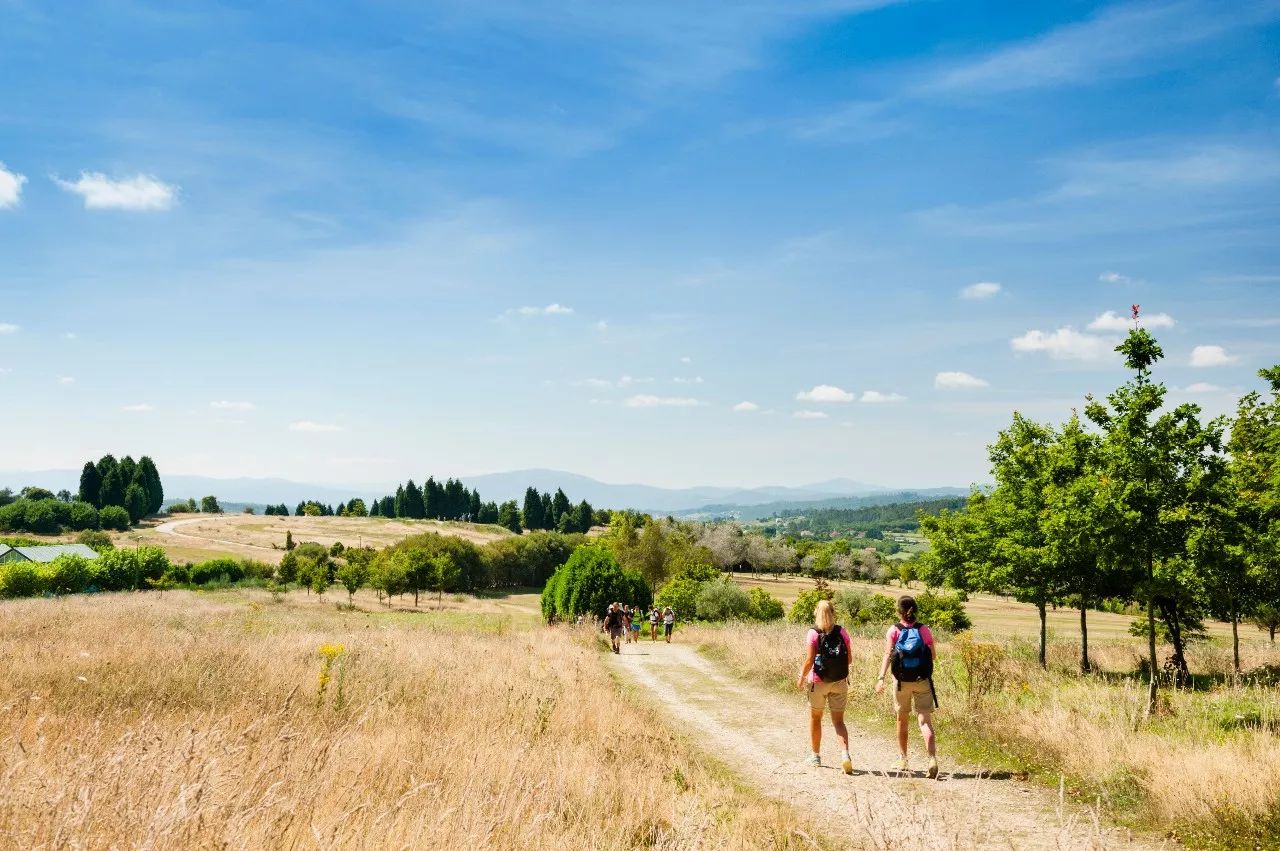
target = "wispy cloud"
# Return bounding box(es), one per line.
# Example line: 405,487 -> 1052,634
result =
0,162 -> 27,209
1011,327 -> 1115,361
0,323 -> 18,335
796,384 -> 854,402
1088,309 -> 1175,331
502,303 -> 575,318
121,403 -> 154,412
960,281 -> 1001,300
53,172 -> 178,210
934,371 -> 989,389
733,401 -> 759,412
58,376 -> 75,385
1181,382 -> 1226,393
211,400 -> 255,411
623,394 -> 701,408
793,410 -> 829,419
1099,271 -> 1131,283
1189,344 -> 1239,367
289,420 -> 344,432
860,390 -> 906,403
673,376 -> 704,385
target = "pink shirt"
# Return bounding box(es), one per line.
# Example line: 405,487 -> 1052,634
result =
806,626 -> 852,684
886,622 -> 934,654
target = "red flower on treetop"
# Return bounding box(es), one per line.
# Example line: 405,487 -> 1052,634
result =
1131,304 -> 1141,323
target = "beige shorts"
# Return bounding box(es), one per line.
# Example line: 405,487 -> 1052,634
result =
807,677 -> 849,713
892,678 -> 935,714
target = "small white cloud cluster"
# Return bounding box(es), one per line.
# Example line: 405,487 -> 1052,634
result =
934,371 -> 989,389
211,400 -> 255,410
0,323 -> 18,334
623,395 -> 701,408
1087,310 -> 1174,332
1011,327 -> 1113,361
1189,344 -> 1238,368
0,162 -> 27,209
733,401 -> 759,412
54,172 -> 178,210
960,281 -> 1001,300
795,384 -> 905,404
1098,271 -> 1131,283
508,303 -> 574,317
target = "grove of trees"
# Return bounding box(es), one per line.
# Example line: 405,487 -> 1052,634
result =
0,455 -> 165,534
920,324 -> 1280,716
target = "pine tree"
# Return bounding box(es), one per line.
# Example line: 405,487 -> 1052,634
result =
139,456 -> 163,514
522,487 -> 544,530
541,493 -> 554,531
552,488 -> 571,529
468,489 -> 482,522
78,461 -> 102,508
424,477 -> 440,519
99,467 -> 125,509
370,498 -> 381,517
124,483 -> 148,523
394,485 -> 406,518
402,480 -> 426,519
498,500 -> 522,534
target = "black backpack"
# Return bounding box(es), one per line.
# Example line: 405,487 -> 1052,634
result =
811,626 -> 849,682
890,623 -> 933,683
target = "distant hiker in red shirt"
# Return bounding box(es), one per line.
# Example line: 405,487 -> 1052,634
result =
875,595 -> 939,778
797,599 -> 854,774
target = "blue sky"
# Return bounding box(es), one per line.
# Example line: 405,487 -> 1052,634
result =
2,0 -> 1278,490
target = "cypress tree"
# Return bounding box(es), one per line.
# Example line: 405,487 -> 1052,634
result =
394,485 -> 405,518
139,456 -> 163,514
552,488 -> 571,528
424,477 -> 440,519
78,461 -> 102,508
541,493 -> 554,531
99,467 -> 125,509
403,480 -> 426,519
522,487 -> 544,530
468,489 -> 482,521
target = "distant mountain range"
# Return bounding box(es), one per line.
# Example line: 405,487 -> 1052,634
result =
0,467 -> 968,515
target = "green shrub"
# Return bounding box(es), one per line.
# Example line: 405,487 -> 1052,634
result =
75,530 -> 114,552
654,577 -> 703,623
695,578 -> 753,621
189,558 -> 245,585
68,500 -> 100,531
834,589 -> 898,626
44,554 -> 99,594
0,562 -> 47,598
916,591 -> 972,632
746,586 -> 785,621
788,587 -> 835,624
99,505 -> 130,531
96,549 -> 142,590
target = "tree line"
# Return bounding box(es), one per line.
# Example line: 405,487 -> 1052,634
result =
0,455 -> 165,534
920,325 -> 1280,716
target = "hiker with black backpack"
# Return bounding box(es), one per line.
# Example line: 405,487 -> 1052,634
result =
875,595 -> 939,778
797,599 -> 854,774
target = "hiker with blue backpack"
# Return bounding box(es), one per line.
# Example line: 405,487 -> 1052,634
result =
875,595 -> 939,778
797,599 -> 854,774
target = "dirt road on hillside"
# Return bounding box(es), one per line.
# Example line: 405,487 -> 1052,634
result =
610,643 -> 1162,851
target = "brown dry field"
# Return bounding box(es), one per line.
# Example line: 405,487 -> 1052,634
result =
91,513 -> 514,565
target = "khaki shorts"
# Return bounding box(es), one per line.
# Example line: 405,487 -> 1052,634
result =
807,677 -> 849,713
892,678 -> 935,714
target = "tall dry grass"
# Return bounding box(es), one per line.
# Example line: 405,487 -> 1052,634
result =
682,621 -> 1280,846
0,592 -> 818,850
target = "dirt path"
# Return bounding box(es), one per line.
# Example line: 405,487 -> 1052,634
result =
155,516 -> 279,554
611,642 -> 1161,850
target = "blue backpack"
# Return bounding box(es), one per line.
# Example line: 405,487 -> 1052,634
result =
890,623 -> 933,683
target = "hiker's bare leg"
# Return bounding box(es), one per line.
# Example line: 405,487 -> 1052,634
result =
809,708 -> 823,753
830,709 -> 850,754
896,709 -> 910,756
918,710 -> 936,757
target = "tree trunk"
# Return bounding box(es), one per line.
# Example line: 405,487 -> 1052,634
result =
1145,553 -> 1157,720
1230,591 -> 1240,675
1079,599 -> 1091,674
1156,597 -> 1190,688
413,588 -> 419,607
1038,599 -> 1047,669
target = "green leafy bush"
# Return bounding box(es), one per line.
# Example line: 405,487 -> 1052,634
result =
540,544 -> 649,622
653,577 -> 702,624
787,587 -> 834,624
916,590 -> 972,632
44,555 -> 99,594
834,589 -> 897,626
75,530 -> 113,552
99,505 -> 130,531
188,558 -> 246,585
695,578 -> 753,620
0,562 -> 47,598
746,586 -> 785,621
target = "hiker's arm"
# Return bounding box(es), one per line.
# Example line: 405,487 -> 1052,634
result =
875,632 -> 892,693
797,642 -> 815,689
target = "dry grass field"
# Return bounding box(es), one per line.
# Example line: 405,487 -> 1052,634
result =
682,620 -> 1280,847
0,591 -> 820,850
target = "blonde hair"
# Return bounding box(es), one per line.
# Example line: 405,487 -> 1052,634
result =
814,599 -> 835,633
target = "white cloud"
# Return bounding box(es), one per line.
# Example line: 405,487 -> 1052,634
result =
793,410 -> 829,419
53,172 -> 177,211
960,281 -> 1001,299
1011,327 -> 1114,361
0,367 -> 11,376
623,395 -> 701,408
121,403 -> 154,412
289,420 -> 344,432
673,376 -> 704,385
680,356 -> 692,364
595,319 -> 608,331
211,400 -> 255,411
733,401 -> 759,412
796,384 -> 855,403
1099,271 -> 1130,283
0,323 -> 18,334
934,371 -> 989,389
1087,309 -> 1175,332
0,162 -> 27,209
507,303 -> 574,317
58,376 -> 74,385
579,378 -> 616,390
1189,344 -> 1239,368
1182,382 -> 1225,393
62,331 -> 77,340
860,390 -> 906,403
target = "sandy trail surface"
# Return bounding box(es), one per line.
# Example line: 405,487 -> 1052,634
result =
611,641 -> 1162,850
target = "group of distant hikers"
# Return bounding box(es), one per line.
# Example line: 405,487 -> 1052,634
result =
801,595 -> 939,777
600,602 -> 676,653
596,593 -> 938,776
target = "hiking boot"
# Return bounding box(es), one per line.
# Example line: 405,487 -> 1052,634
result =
842,754 -> 853,775
927,757 -> 939,779
807,753 -> 821,767
894,756 -> 909,774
